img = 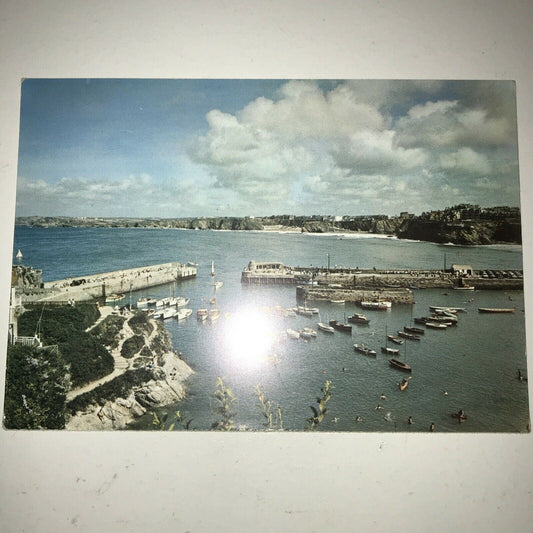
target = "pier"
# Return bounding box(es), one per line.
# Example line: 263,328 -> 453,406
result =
241,261 -> 523,291
22,262 -> 196,303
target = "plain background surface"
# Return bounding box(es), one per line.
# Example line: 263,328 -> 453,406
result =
0,2 -> 532,531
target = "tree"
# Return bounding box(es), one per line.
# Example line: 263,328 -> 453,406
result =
4,344 -> 71,429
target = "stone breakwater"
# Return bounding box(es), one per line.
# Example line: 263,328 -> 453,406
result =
297,286 -> 415,305
39,262 -> 196,302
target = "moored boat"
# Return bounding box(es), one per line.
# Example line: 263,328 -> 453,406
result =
318,322 -> 335,333
478,307 -> 515,313
329,319 -> 352,333
106,293 -> 125,303
360,301 -> 391,310
354,343 -> 376,357
425,321 -> 447,329
389,358 -> 412,372
398,377 -> 410,391
404,326 -> 424,335
348,313 -> 370,325
286,328 -> 300,340
208,308 -> 220,322
397,330 -> 421,341
300,327 -> 317,339
387,334 -> 404,345
381,346 -> 399,355
176,308 -> 193,321
197,308 -> 208,321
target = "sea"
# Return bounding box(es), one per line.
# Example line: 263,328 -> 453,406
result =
11,226 -> 530,432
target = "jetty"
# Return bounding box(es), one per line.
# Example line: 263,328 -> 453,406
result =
15,262 -> 197,303
241,261 -> 522,290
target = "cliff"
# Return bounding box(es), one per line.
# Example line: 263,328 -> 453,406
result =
65,309 -> 194,430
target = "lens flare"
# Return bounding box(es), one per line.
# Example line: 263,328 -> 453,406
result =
221,309 -> 276,370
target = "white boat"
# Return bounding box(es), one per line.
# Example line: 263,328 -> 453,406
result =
360,301 -> 391,310
300,327 -> 317,339
211,261 -> 223,290
16,249 -> 23,260
317,322 -> 335,333
177,308 -> 193,320
330,299 -> 345,304
286,328 -> 300,340
156,297 -> 172,307
136,297 -> 156,308
173,296 -> 190,307
106,293 -> 125,303
160,307 -> 178,319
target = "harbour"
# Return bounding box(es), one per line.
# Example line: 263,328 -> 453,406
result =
9,225 -> 529,432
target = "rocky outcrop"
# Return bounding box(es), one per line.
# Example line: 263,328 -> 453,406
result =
65,311 -> 194,430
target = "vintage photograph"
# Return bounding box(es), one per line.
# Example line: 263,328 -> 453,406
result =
4,79 -> 528,431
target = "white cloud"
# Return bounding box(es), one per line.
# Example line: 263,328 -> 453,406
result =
440,148 -> 492,176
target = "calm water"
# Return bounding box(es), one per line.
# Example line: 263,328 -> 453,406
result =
12,226 -> 530,432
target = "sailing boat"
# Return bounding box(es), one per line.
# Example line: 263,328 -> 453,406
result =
16,249 -> 23,261
211,261 -> 223,290
389,337 -> 412,372
381,323 -> 400,355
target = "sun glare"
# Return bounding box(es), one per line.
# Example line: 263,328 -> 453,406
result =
222,309 -> 277,370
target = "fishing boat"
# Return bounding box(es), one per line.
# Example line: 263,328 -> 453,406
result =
387,334 -> 404,345
329,319 -> 352,333
381,346 -> 399,355
318,322 -> 335,333
397,330 -> 421,341
286,328 -> 300,340
478,307 -> 515,313
404,326 -> 424,335
348,313 -> 370,325
360,301 -> 391,310
176,308 -> 193,321
300,327 -> 317,339
389,358 -> 412,372
354,344 -> 376,357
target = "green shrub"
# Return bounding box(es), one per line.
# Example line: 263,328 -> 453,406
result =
90,314 -> 126,349
128,311 -> 154,336
121,334 -> 145,359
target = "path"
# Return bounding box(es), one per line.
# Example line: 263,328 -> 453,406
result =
67,307 -> 158,402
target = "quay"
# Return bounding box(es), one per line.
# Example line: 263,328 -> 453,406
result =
241,261 -> 523,293
14,262 -> 197,303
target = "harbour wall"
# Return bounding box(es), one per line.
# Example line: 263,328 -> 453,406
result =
34,262 -> 196,303
297,286 -> 415,305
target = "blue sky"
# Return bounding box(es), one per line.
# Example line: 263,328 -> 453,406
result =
15,79 -> 521,218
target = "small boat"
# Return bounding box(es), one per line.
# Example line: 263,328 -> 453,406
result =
387,334 -> 404,345
300,327 -> 317,339
16,249 -> 23,260
156,297 -> 172,307
451,410 -> 468,420
429,315 -> 457,325
214,281 -> 223,290
404,326 -> 424,335
354,344 -> 376,357
160,307 -> 178,319
106,293 -> 125,303
397,330 -> 421,341
318,322 -> 335,333
197,308 -> 208,321
209,297 -> 216,305
286,328 -> 300,340
329,319 -> 352,333
330,299 -> 345,304
478,307 -> 515,313
208,308 -> 220,322
429,306 -> 466,313
398,377 -> 409,391
174,296 -> 190,307
348,313 -> 370,325
389,358 -> 412,372
296,307 -> 314,317
360,301 -> 391,310
176,308 -> 193,321
381,346 -> 399,355
136,297 -> 151,308
425,321 -> 447,329
453,285 -> 475,291
414,317 -> 429,325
